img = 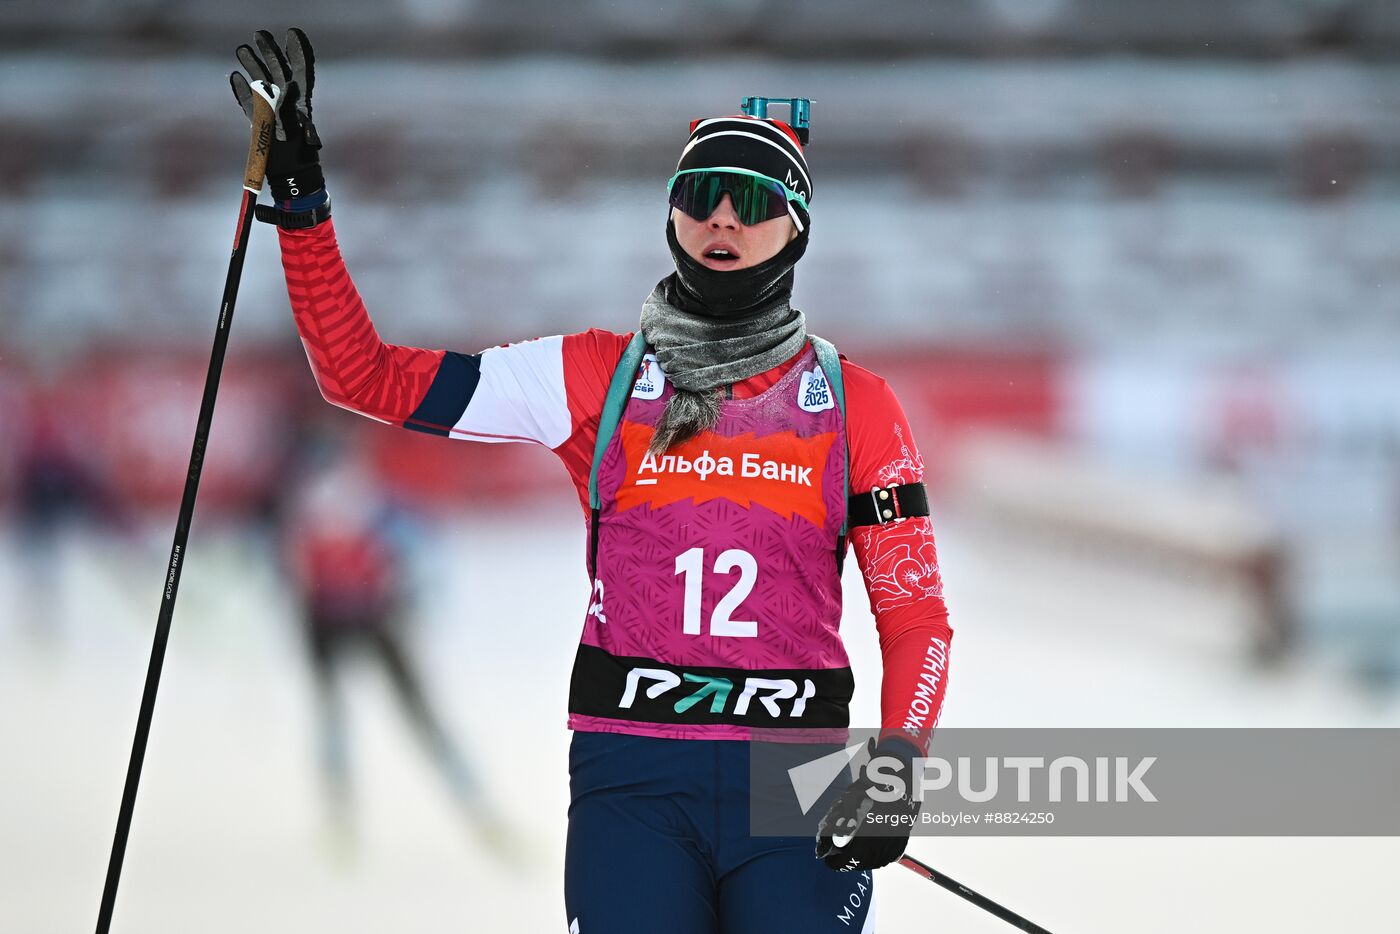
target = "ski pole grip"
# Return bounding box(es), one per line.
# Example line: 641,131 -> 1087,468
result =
242,82 -> 279,192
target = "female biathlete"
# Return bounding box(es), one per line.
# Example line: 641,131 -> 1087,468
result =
232,28 -> 953,933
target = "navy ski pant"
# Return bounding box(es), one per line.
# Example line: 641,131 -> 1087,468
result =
564,731 -> 874,933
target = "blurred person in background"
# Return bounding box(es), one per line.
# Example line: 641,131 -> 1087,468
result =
279,432 -> 500,859
14,374 -> 108,642
234,27 -> 952,931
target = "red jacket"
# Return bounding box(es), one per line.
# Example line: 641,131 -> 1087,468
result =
278,219 -> 952,751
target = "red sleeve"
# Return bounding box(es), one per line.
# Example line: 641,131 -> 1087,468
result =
844,361 -> 953,756
280,218 -> 633,511
279,220 -> 447,424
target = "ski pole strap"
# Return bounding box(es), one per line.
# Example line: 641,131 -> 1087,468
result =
588,331 -> 649,577
254,192 -> 332,229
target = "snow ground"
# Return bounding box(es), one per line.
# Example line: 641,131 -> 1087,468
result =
2,507 -> 1398,933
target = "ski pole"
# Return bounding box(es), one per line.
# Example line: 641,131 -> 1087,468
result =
94,80 -> 279,934
898,855 -> 1056,934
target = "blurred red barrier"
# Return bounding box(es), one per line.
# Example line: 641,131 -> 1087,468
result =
66,348 -> 301,519
5,345 -> 1065,519
858,346 -> 1063,488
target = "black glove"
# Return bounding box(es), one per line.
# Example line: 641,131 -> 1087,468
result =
229,28 -> 323,202
815,737 -> 921,872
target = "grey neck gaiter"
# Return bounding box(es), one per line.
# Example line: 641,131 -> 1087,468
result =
639,284 -> 807,454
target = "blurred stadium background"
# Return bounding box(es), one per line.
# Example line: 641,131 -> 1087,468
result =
2,1 -> 1399,931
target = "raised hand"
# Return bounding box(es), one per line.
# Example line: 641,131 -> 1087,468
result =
229,28 -> 323,201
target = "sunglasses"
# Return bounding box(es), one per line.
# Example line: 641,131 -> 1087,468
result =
666,168 -> 808,231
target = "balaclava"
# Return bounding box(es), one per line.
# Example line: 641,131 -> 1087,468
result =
643,114 -> 814,452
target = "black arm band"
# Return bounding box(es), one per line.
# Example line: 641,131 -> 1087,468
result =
255,196 -> 332,230
846,481 -> 929,528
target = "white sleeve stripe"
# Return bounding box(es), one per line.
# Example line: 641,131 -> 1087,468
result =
447,426 -> 548,444
452,336 -> 570,448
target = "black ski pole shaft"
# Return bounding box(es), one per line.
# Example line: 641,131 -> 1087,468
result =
898,855 -> 1056,934
94,86 -> 277,934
